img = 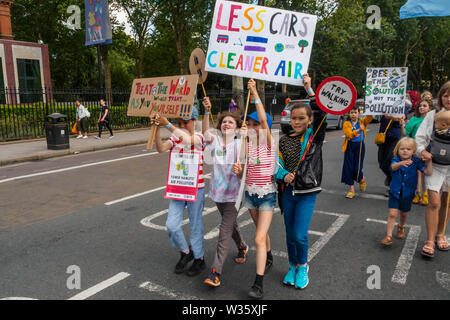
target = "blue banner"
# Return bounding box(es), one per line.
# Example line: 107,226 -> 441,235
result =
85,0 -> 113,46
400,0 -> 450,19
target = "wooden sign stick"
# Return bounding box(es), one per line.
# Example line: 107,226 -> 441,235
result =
147,109 -> 157,150
237,90 -> 251,162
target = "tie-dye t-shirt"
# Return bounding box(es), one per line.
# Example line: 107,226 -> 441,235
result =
207,136 -> 241,203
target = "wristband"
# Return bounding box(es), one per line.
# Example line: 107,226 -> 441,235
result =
306,88 -> 314,95
165,123 -> 172,129
205,112 -> 210,115
254,98 -> 262,104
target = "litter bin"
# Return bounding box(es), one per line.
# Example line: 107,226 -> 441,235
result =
45,113 -> 70,150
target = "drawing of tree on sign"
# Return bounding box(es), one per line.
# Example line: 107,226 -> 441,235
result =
299,40 -> 309,53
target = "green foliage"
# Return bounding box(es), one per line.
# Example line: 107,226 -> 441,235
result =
9,0 -> 450,96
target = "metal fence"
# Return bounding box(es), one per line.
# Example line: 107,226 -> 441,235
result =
0,87 -> 304,141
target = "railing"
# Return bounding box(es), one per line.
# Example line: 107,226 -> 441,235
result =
0,87 -> 304,141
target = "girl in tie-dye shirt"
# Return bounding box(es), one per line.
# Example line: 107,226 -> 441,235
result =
202,97 -> 248,288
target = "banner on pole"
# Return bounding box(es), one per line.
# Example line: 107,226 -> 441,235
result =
85,0 -> 113,46
364,67 -> 408,116
205,0 -> 317,86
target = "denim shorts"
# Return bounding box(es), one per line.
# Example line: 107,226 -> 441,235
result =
388,193 -> 415,212
244,191 -> 276,211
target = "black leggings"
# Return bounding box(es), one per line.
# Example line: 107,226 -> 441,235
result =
377,136 -> 399,185
98,119 -> 113,137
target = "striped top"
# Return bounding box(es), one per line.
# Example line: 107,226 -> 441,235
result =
245,140 -> 276,197
169,133 -> 205,189
278,134 -> 305,174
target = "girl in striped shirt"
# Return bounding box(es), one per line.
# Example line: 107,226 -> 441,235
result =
232,79 -> 276,300
151,106 -> 208,277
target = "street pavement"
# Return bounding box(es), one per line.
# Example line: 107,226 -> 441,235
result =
0,123 -> 449,301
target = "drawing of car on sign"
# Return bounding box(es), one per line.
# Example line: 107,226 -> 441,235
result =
217,35 -> 229,43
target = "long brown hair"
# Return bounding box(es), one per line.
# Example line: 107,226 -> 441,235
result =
438,81 -> 450,110
414,98 -> 433,117
215,112 -> 242,130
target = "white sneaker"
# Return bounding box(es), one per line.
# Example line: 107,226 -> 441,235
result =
82,136 -> 88,139
109,135 -> 114,139
76,135 -> 83,139
95,136 -> 101,139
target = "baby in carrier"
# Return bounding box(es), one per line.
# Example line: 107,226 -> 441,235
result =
426,110 -> 450,165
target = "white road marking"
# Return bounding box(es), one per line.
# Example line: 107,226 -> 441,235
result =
139,281 -> 200,300
105,173 -> 211,206
308,211 -> 350,262
140,206 -> 218,231
322,188 -> 388,201
391,225 -> 421,285
436,272 -> 450,292
366,218 -> 422,285
0,153 -> 159,184
67,272 -> 130,300
106,187 -> 166,206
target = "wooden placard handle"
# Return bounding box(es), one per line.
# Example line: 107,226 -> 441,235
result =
147,124 -> 157,150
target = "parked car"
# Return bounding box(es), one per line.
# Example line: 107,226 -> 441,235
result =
280,99 -> 345,134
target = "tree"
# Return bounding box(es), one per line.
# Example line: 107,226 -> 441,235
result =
111,0 -> 158,78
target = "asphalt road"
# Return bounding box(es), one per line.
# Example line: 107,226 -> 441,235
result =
0,124 -> 449,301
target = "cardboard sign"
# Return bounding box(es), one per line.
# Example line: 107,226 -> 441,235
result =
316,77 -> 357,115
205,0 -> 317,86
127,75 -> 199,118
189,48 -> 208,84
165,151 -> 201,202
364,67 -> 408,116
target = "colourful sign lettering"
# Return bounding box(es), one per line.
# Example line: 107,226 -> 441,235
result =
127,75 -> 199,118
206,0 -> 317,86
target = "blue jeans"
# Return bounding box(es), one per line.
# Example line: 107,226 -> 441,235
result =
166,188 -> 205,259
281,187 -> 317,265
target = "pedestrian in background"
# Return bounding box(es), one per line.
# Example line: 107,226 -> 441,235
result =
229,97 -> 239,113
75,99 -> 89,139
96,98 -> 114,139
403,98 -> 433,205
341,105 -> 372,199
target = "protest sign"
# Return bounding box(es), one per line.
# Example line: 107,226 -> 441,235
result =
205,0 -> 317,86
316,76 -> 357,115
364,67 -> 408,116
127,75 -> 199,118
165,152 -> 201,202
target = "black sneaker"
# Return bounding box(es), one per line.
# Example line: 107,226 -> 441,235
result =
174,250 -> 194,274
186,258 -> 206,276
248,284 -> 264,299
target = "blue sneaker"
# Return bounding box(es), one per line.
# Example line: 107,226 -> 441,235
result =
295,264 -> 309,289
283,264 -> 297,286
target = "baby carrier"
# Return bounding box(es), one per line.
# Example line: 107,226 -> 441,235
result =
426,127 -> 450,165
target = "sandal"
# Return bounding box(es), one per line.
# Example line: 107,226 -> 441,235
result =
381,235 -> 392,246
421,240 -> 435,258
435,235 -> 449,251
